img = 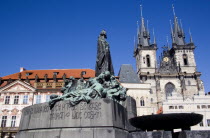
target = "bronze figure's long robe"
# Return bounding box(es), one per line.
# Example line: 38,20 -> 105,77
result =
95,30 -> 114,76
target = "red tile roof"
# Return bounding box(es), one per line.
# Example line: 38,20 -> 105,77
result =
1,69 -> 95,80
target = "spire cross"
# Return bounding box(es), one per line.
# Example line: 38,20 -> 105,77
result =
172,4 -> 176,17
140,5 -> 143,18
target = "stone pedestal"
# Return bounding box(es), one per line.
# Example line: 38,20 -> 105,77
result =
178,130 -> 210,138
16,98 -> 129,138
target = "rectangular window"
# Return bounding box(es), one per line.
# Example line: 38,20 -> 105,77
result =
23,95 -> 28,104
36,95 -> 41,104
202,105 -> 207,109
200,121 -> 204,127
5,96 -> 10,104
11,116 -> 16,127
1,116 -> 7,127
179,106 -> 184,109
207,119 -> 210,127
46,95 -> 50,102
169,106 -> 174,109
197,105 -> 200,109
14,96 -> 19,104
208,105 -> 210,109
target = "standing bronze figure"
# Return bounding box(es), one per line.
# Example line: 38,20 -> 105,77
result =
95,30 -> 114,76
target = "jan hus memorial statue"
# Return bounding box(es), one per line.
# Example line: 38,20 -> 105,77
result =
15,31 -> 136,138
95,30 -> 114,76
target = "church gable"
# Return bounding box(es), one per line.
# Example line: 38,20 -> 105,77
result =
0,80 -> 36,92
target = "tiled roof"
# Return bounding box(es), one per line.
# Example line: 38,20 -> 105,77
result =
1,69 -> 95,80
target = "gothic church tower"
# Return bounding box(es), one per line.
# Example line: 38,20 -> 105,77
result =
134,5 -> 205,109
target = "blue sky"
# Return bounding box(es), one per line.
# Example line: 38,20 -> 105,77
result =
0,0 -> 210,92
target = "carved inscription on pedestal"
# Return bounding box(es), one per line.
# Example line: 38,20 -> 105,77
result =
23,101 -> 102,121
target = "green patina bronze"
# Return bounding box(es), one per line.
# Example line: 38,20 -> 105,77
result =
49,71 -> 127,108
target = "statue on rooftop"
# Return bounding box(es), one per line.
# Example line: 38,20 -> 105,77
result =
49,71 -> 127,109
95,30 -> 114,77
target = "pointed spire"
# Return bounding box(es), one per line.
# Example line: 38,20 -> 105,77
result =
189,28 -> 193,43
166,36 -> 170,50
180,19 -> 184,34
136,21 -> 139,44
138,5 -> 150,47
134,35 -> 137,51
170,20 -> 175,43
171,5 -> 185,46
153,28 -> 156,44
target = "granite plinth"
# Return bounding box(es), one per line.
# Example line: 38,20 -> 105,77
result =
178,130 -> 210,138
16,98 -> 130,138
129,131 -> 172,138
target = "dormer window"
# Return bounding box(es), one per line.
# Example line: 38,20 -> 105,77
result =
25,73 -> 32,76
53,72 -> 59,75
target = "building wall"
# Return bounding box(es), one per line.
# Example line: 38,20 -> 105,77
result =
136,50 -> 157,74
121,83 -> 157,116
174,50 -> 196,73
162,92 -> 210,130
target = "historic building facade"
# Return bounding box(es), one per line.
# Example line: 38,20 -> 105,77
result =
132,6 -> 210,130
0,68 -> 95,138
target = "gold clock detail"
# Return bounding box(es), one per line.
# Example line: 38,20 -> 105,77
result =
163,57 -> 169,62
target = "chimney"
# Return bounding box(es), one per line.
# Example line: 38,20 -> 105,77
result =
20,67 -> 26,72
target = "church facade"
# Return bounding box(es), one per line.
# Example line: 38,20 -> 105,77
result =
132,6 -> 210,130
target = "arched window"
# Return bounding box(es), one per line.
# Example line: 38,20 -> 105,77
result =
165,82 -> 175,98
140,97 -> 145,106
146,55 -> 151,67
183,54 -> 188,65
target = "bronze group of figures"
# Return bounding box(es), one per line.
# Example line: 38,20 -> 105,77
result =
49,71 -> 127,108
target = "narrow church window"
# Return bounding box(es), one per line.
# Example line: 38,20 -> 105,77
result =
183,54 -> 188,65
207,119 -> 210,127
140,98 -> 145,106
151,98 -> 153,103
143,57 -> 145,64
165,83 -> 175,98
200,121 -> 204,127
146,55 -> 151,67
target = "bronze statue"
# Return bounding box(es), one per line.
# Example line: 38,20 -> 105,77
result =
49,71 -> 127,108
95,30 -> 114,76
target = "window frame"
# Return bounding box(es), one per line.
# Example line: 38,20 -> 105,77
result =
14,95 -> 19,104
5,96 -> 10,104
1,116 -> 7,127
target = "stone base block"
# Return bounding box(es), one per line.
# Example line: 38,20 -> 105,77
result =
129,131 -> 172,138
16,127 -> 128,138
178,130 -> 210,138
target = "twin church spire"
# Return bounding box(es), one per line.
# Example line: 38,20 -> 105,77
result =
136,5 -> 151,47
135,5 -> 194,50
